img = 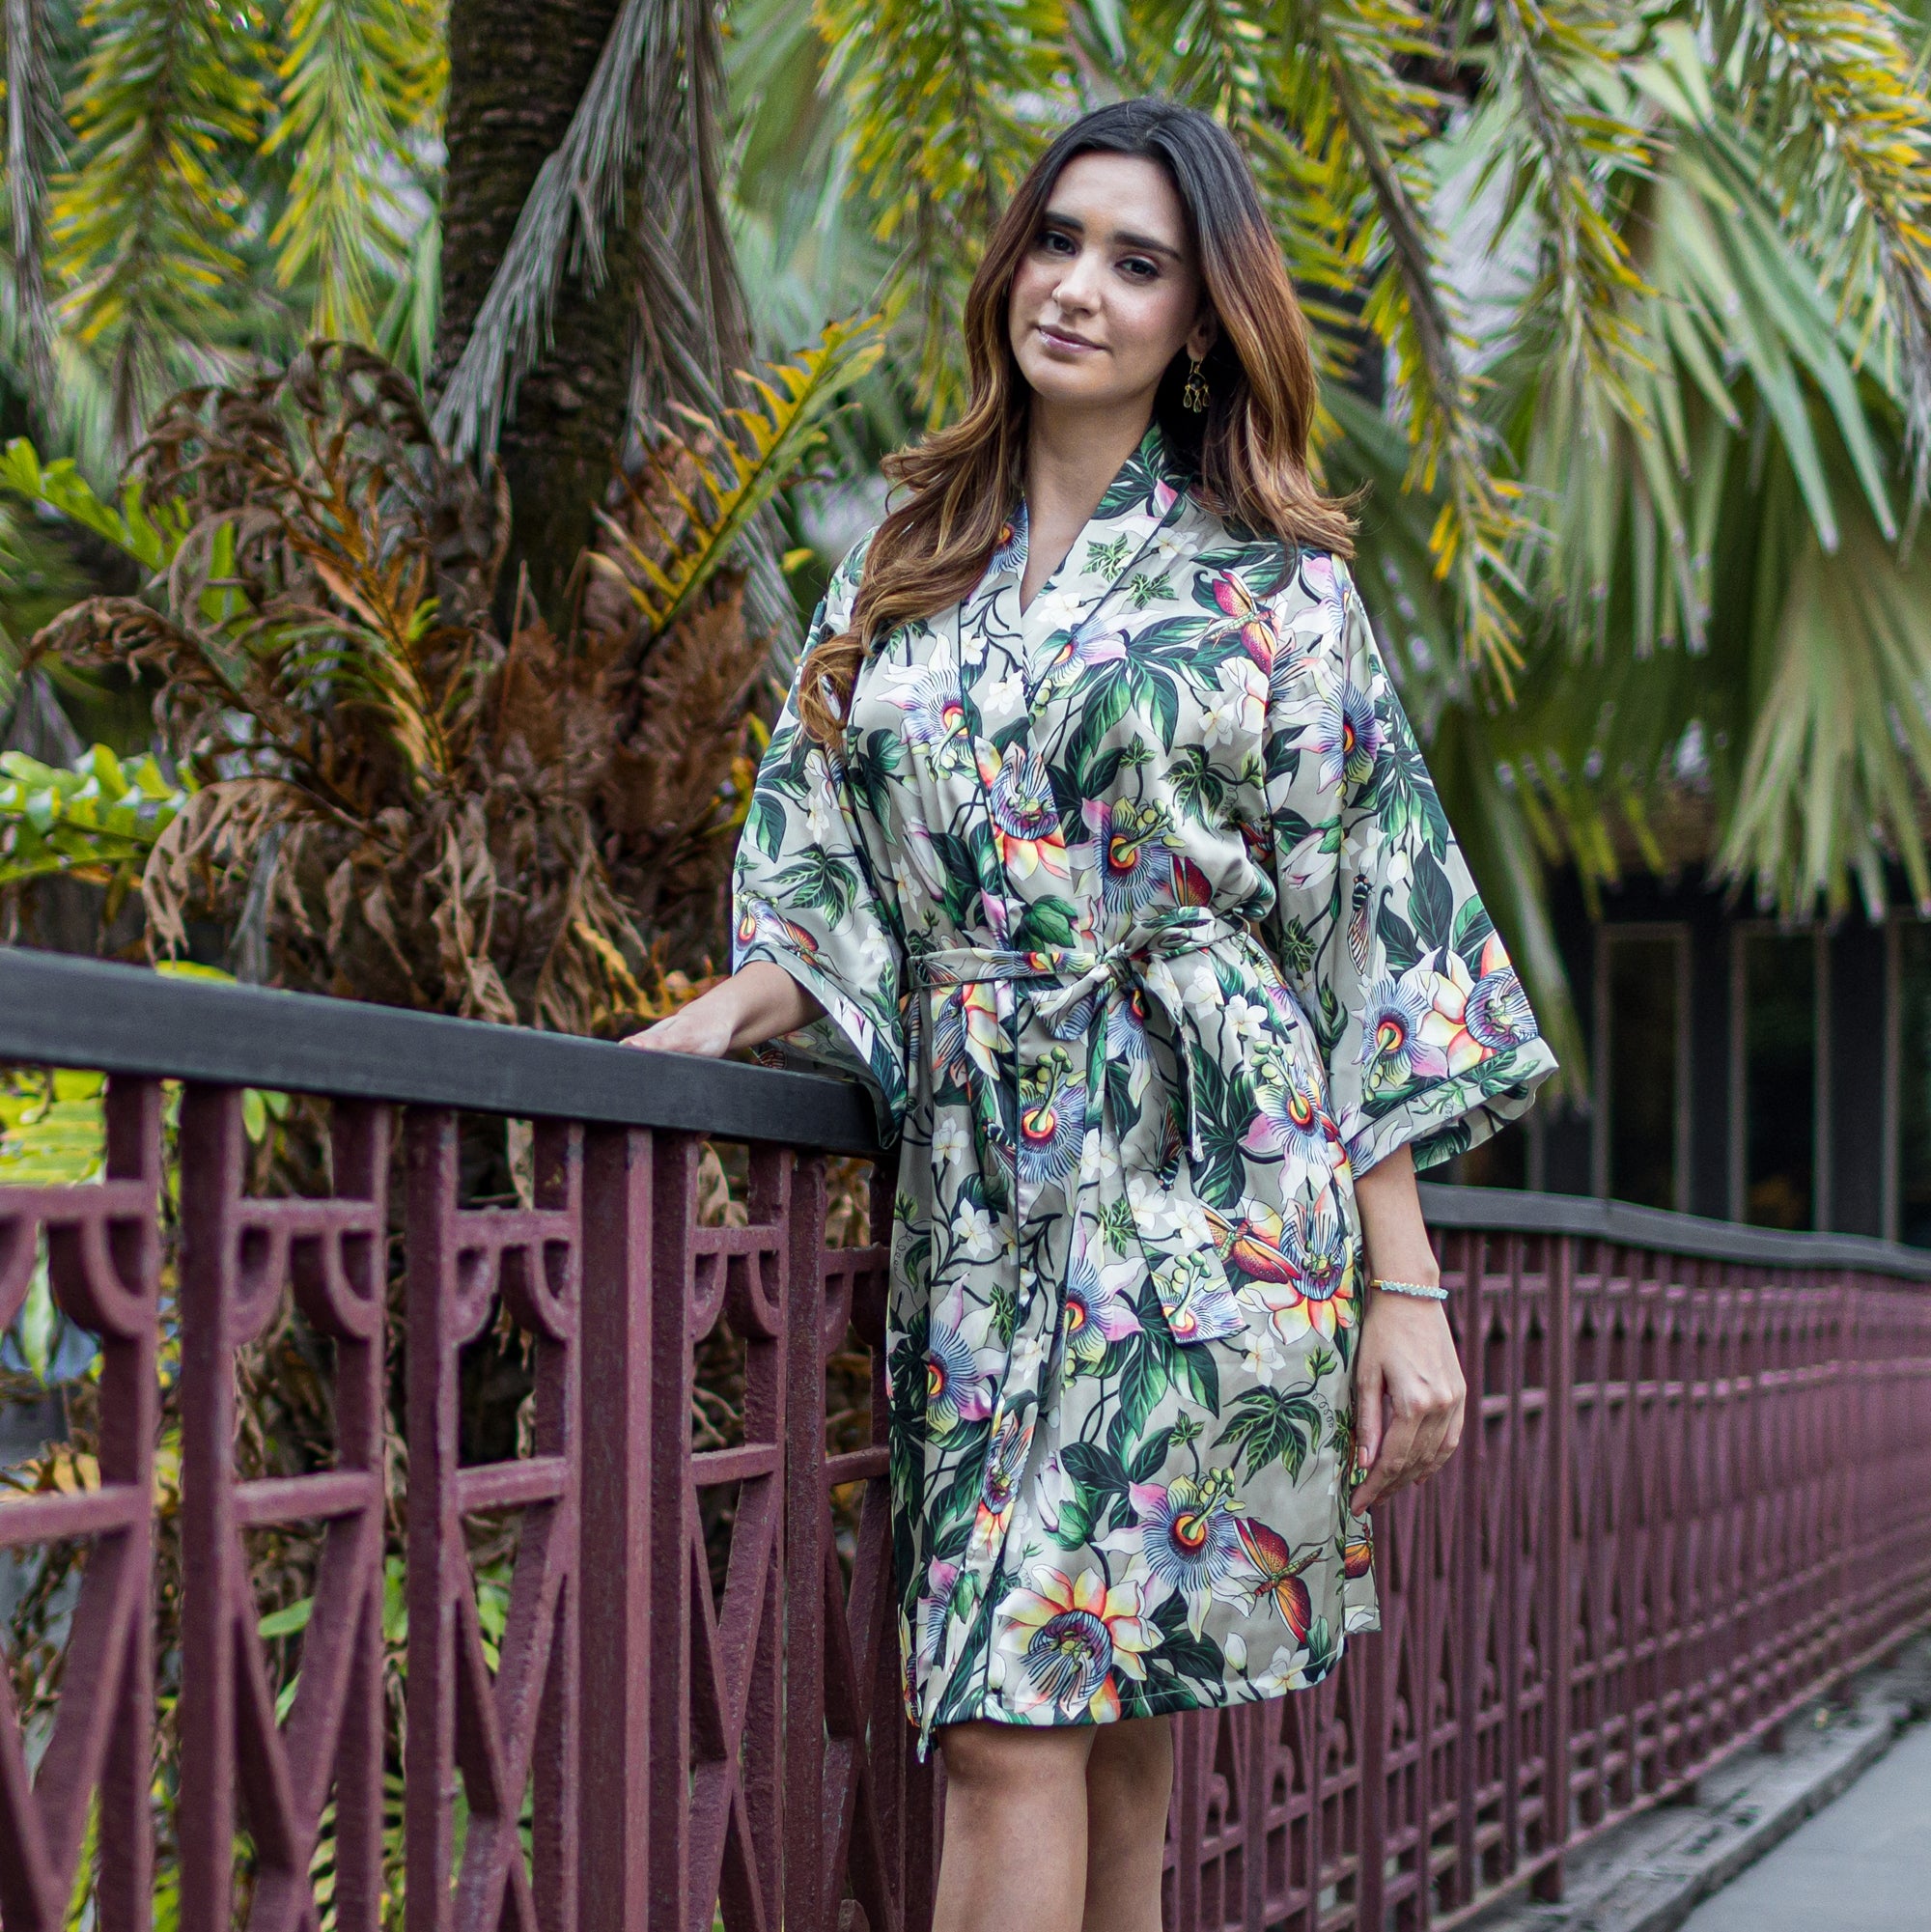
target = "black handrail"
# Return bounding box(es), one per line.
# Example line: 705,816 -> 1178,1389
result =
1415,1180 -> 1931,1280
5,943 -> 1930,1280
0,945 -> 884,1155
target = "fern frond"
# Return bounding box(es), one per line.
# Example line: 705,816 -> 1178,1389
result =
592,314 -> 883,636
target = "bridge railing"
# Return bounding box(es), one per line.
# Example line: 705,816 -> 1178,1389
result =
0,946 -> 1925,1932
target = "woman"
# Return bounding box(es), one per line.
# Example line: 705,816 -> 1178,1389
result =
629,98 -> 1556,1932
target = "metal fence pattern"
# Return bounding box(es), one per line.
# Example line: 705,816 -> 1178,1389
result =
0,951 -> 1926,1932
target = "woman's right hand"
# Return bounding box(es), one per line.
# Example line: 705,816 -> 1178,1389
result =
620,961 -> 823,1059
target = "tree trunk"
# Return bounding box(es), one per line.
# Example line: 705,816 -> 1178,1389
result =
435,0 -> 641,619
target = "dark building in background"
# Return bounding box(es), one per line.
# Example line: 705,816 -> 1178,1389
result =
1450,863 -> 1917,1241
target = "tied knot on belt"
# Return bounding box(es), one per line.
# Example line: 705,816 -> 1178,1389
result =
910,907 -> 1247,1164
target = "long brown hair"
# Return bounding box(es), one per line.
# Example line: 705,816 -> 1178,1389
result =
797,98 -> 1355,744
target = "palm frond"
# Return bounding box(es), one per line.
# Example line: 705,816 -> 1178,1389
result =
1719,432 -> 1931,916
49,0 -> 271,447
5,0 -> 64,420
813,0 -> 1073,414
592,314 -> 883,635
265,0 -> 444,342
1464,0 -> 1654,419
1715,0 -> 1931,494
1310,0 -> 1530,690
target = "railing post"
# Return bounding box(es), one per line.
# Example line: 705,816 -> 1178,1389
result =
175,1087 -> 244,1932
1532,1234 -> 1575,1902
579,1127 -> 656,1932
784,1155 -> 829,1932
648,1134 -> 700,1932
405,1111 -> 464,1932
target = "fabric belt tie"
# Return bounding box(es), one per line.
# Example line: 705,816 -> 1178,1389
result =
910,908 -> 1244,1165
910,907 -> 1250,1348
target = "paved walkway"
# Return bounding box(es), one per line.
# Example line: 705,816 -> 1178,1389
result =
1676,1717 -> 1931,1932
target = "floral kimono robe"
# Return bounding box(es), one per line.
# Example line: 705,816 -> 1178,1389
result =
735,424 -> 1556,1750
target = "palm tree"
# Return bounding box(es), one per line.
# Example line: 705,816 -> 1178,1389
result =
7,0 -> 1931,1074
0,0 -> 788,634
725,0 -> 1931,1072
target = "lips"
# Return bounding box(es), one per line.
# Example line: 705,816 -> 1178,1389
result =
1038,324 -> 1101,351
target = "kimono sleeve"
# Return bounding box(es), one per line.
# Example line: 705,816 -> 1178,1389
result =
732,546 -> 910,1141
1259,564 -> 1558,1175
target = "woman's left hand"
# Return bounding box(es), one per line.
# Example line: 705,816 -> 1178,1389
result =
1347,1292 -> 1466,1511
1346,1143 -> 1467,1512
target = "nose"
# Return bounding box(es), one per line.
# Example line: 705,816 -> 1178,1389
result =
1048,244 -> 1105,317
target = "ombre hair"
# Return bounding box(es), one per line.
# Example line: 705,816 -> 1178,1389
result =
796,97 -> 1355,745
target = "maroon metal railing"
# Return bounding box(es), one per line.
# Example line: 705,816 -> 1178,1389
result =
0,950 -> 1927,1932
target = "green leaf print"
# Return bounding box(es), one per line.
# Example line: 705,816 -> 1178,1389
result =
1127,1426 -> 1175,1486
1451,894 -> 1496,965
1410,846 -> 1453,953
1376,896 -> 1421,974
1215,1384 -> 1326,1482
747,792 -> 786,860
774,845 -> 859,922
1062,669 -> 1135,791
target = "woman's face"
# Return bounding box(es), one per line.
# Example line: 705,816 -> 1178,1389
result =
1008,151 -> 1217,417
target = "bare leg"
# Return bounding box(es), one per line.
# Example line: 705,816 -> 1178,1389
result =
1082,1715 -> 1174,1932
933,1722 -> 1097,1932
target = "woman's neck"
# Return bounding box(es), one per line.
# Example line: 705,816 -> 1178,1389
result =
1019,398 -> 1154,611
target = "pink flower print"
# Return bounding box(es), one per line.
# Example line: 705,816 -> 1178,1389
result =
1358,967 -> 1448,1094
1000,1566 -> 1158,1722
1033,622 -> 1129,697
1079,798 -> 1178,918
1111,1469 -> 1245,1636
1462,933 -> 1538,1051
1241,1053 -> 1340,1162
976,742 -> 1070,881
1062,1226 -> 1143,1370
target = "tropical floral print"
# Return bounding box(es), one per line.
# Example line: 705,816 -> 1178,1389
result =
734,424 -> 1556,1751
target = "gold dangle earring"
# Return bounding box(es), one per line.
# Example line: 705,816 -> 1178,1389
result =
1183,354 -> 1210,412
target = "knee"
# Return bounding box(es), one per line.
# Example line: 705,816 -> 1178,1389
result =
939,1722 -> 1086,1804
1087,1718 -> 1175,1830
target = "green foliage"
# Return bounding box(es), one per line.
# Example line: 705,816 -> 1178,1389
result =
0,434 -> 187,569
591,314 -> 884,633
265,0 -> 446,342
0,741 -> 193,899
811,0 -> 1070,410
50,0 -> 272,442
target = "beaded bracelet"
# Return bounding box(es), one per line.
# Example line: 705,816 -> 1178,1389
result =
1370,1278 -> 1449,1302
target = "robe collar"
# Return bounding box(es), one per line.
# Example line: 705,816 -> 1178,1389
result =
985,420 -> 1193,681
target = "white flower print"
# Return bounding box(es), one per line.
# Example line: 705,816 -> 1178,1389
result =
1226,994 -> 1272,1048
955,1198 -> 1001,1262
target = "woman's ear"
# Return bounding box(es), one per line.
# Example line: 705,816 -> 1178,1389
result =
1186,308 -> 1220,361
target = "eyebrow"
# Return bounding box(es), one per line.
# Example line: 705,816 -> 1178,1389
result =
1039,208 -> 1185,263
